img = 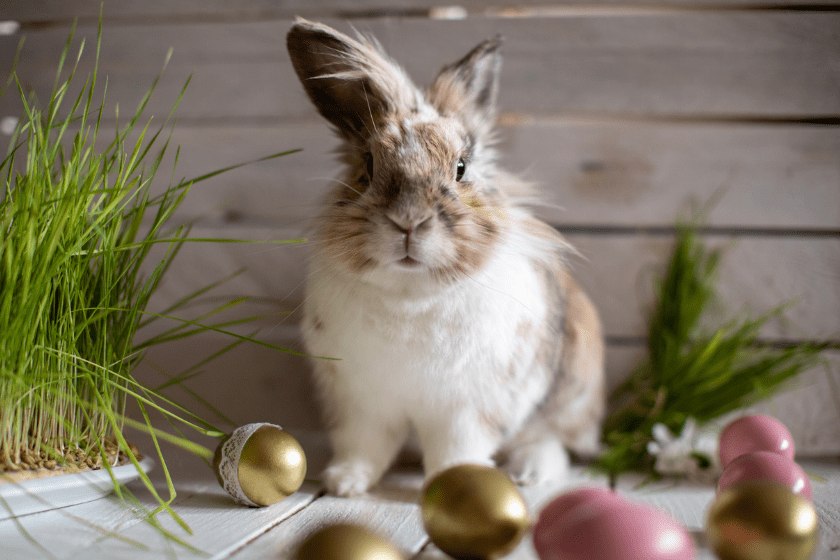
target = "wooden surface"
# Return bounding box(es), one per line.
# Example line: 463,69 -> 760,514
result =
1,0 -> 839,450
0,5 -> 839,557
5,0 -> 840,28
0,0 -> 840,446
1,447 -> 839,559
4,121 -> 835,229
3,15 -> 839,120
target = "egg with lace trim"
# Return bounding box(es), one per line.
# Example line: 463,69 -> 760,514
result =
213,423 -> 306,507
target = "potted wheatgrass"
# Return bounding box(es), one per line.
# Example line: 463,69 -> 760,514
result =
0,19 -> 300,536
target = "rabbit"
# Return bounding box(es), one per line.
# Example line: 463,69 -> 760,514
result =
287,18 -> 605,497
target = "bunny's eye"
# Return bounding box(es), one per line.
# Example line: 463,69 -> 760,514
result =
365,152 -> 375,180
456,158 -> 466,182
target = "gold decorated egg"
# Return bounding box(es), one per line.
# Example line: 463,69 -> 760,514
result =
421,464 -> 530,560
295,524 -> 404,560
706,480 -> 819,560
213,423 -> 306,507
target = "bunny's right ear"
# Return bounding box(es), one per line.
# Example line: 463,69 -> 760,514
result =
286,19 -> 418,142
428,36 -> 503,139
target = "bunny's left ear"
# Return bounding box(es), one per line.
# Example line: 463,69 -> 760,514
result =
428,36 -> 504,130
287,18 -> 419,143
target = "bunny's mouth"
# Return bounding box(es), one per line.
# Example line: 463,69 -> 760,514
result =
397,256 -> 421,268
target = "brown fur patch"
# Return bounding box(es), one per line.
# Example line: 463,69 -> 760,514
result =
317,190 -> 378,273
426,36 -> 502,139
515,319 -> 535,343
542,275 -> 606,450
531,256 -> 566,374
428,76 -> 469,118
495,217 -> 605,452
430,184 -> 509,283
287,19 -> 420,142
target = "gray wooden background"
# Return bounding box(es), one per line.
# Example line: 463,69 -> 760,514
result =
1,0 -> 838,461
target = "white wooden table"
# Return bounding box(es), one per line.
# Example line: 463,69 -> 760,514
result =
2,450 -> 839,560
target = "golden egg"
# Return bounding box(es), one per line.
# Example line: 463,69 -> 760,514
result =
295,523 -> 404,560
213,423 -> 306,507
706,480 -> 819,560
421,464 -> 530,560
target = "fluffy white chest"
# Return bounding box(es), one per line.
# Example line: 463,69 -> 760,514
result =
302,240 -> 553,419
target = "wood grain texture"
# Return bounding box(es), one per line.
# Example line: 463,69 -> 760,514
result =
133,329 -> 321,433
0,2 -> 838,559
3,458 -> 839,560
133,328 -> 840,457
0,468 -> 318,560
809,461 -> 840,554
568,234 -> 840,341
226,482 -> 429,560
3,121 -> 833,231
128,229 -> 840,455
499,121 -> 840,231
5,0 -> 840,23
138,225 -> 840,341
75,483 -> 319,560
0,496 -> 153,559
2,14 -> 838,121
746,352 -> 840,456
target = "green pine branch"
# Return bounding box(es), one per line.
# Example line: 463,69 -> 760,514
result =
597,223 -> 834,477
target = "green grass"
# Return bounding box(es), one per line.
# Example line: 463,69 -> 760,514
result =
0,19 -> 302,542
596,221 -> 834,478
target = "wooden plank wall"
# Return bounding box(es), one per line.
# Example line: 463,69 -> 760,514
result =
1,1 -> 839,458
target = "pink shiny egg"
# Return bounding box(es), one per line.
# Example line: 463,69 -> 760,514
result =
533,487 -> 622,545
534,493 -> 695,560
719,415 -> 794,468
717,450 -> 812,501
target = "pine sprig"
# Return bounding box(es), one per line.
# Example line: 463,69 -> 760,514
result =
597,223 -> 832,476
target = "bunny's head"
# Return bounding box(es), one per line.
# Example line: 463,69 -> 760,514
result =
287,20 -> 509,288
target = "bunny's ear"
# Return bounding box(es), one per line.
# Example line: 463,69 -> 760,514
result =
287,19 -> 419,142
428,37 -> 503,135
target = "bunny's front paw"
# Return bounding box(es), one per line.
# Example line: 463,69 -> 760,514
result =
502,439 -> 569,486
322,460 -> 376,497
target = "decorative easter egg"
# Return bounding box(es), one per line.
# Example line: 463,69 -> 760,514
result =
533,495 -> 695,560
717,451 -> 812,501
295,524 -> 404,560
719,415 -> 795,468
706,480 -> 818,560
533,486 -> 622,549
421,464 -> 530,560
214,423 -> 306,507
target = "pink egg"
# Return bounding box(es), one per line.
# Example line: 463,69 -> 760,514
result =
719,414 -> 795,467
717,450 -> 812,501
534,495 -> 695,560
533,487 -> 622,546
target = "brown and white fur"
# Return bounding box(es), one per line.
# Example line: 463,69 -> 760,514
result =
287,19 -> 604,496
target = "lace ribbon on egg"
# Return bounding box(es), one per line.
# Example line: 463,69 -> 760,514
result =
218,422 -> 281,507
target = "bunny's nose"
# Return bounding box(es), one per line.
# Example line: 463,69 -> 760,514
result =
386,214 -> 432,235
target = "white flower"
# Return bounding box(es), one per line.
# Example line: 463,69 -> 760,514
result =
647,418 -> 721,481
